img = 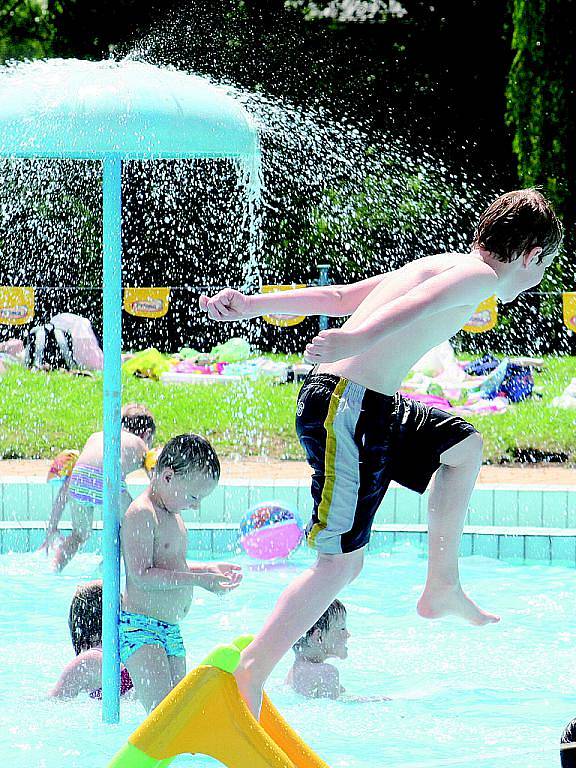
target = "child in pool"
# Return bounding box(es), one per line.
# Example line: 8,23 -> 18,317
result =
200,188 -> 563,717
120,433 -> 243,713
50,580 -> 133,699
41,403 -> 156,572
286,599 -> 349,699
286,600 -> 391,703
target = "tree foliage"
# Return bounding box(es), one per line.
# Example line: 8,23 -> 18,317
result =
1,0 -> 573,352
0,0 -> 53,62
506,0 -> 575,225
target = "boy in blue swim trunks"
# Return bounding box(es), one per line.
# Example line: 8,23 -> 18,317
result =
45,403 -> 156,571
120,433 -> 243,713
200,188 -> 563,717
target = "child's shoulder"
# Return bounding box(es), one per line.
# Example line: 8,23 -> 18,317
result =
120,430 -> 147,451
120,431 -> 149,472
124,493 -> 158,526
315,661 -> 339,678
51,650 -> 102,698
293,660 -> 340,699
408,252 -> 498,300
81,431 -> 103,448
75,648 -> 102,668
294,658 -> 339,683
413,252 -> 496,277
63,648 -> 102,682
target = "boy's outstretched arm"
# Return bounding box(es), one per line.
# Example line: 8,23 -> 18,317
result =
305,265 -> 497,363
199,274 -> 390,322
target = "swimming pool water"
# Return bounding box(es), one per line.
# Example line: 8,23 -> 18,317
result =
1,547 -> 573,767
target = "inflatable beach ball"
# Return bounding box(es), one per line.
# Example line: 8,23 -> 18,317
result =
240,502 -> 304,560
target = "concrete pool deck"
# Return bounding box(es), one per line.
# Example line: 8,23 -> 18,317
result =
1,459 -> 576,485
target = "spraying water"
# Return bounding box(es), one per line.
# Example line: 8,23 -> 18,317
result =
0,57 -> 505,354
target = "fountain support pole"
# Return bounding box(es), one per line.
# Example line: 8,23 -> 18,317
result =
317,264 -> 330,332
101,155 -> 123,723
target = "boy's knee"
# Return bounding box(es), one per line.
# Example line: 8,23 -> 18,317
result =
440,431 -> 483,468
317,549 -> 364,584
464,432 -> 484,465
346,550 -> 364,582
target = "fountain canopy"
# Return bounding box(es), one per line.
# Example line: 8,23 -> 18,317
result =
0,59 -> 259,160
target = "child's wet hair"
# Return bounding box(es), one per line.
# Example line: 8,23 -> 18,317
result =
68,580 -> 102,656
155,433 -> 220,480
561,718 -> 576,766
292,599 -> 346,652
472,188 -> 563,263
121,403 -> 156,439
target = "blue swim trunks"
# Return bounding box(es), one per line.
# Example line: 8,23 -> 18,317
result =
119,610 -> 186,664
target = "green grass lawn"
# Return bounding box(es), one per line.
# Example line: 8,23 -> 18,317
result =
1,355 -> 575,464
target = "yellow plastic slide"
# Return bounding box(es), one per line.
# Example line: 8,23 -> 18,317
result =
108,636 -> 330,768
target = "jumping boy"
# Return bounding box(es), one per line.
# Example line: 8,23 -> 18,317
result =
43,403 -> 156,571
120,433 -> 242,713
200,188 -> 563,717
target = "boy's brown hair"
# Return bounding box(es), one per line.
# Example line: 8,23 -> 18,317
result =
472,188 -> 563,263
69,580 -> 102,655
292,599 -> 347,653
155,433 -> 220,480
121,403 -> 155,439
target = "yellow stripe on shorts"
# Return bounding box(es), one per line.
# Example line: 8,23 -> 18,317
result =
308,377 -> 347,548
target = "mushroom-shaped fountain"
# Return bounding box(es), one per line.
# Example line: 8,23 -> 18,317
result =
0,58 -> 260,723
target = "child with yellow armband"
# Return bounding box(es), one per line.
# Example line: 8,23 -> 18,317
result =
39,404 -> 156,571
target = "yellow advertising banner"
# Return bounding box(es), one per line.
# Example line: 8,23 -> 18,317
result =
124,287 -> 170,318
0,286 -> 35,325
562,293 -> 576,332
261,284 -> 307,327
462,295 -> 498,333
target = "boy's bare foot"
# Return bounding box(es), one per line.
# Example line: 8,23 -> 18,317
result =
416,582 -> 500,625
234,663 -> 263,721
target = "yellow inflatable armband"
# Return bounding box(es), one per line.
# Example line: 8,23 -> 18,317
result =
47,449 -> 80,483
261,285 -> 307,327
0,286 -> 35,325
144,448 -> 161,474
124,288 -> 170,319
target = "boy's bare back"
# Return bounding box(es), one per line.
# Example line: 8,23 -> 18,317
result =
319,252 -> 497,395
76,430 -> 149,477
